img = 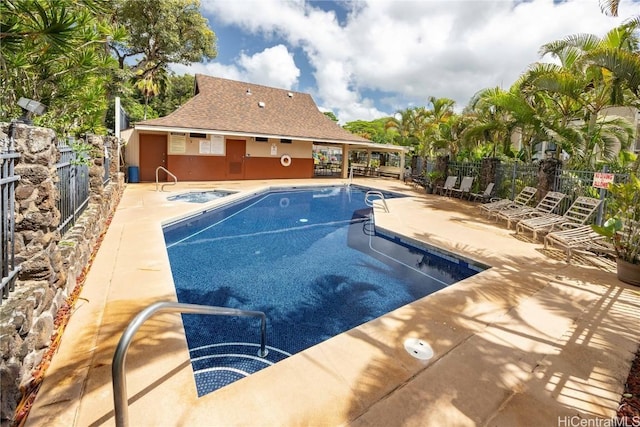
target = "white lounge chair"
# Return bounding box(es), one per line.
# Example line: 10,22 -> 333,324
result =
449,176 -> 474,199
515,196 -> 603,240
479,186 -> 538,217
436,176 -> 458,196
544,225 -> 611,262
470,182 -> 495,203
492,191 -> 565,229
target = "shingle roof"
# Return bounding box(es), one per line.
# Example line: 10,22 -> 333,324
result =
137,74 -> 372,144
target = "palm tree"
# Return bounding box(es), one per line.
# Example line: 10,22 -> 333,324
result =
600,0 -> 621,16
136,76 -> 158,120
424,97 -> 455,153
514,25 -> 640,164
568,114 -> 634,168
0,0 -> 118,133
539,23 -> 640,104
461,87 -> 525,159
385,107 -> 425,150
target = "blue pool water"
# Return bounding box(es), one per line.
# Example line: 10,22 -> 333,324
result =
167,190 -> 236,203
163,185 -> 487,396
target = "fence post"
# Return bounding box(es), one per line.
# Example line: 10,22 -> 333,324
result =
511,162 -> 517,200
596,165 -> 608,226
103,141 -> 110,184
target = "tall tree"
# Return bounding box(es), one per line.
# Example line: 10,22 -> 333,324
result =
323,111 -> 338,122
528,24 -> 640,165
109,0 -> 217,81
462,87 -> 520,159
421,96 -> 457,157
344,118 -> 394,144
385,107 -> 426,150
148,73 -> 195,117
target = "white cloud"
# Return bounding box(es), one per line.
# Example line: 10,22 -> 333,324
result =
198,0 -> 636,123
172,44 -> 300,90
237,45 -> 301,89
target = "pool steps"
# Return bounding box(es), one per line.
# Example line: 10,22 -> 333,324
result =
111,302 -> 268,427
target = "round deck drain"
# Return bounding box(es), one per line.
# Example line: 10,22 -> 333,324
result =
404,338 -> 434,360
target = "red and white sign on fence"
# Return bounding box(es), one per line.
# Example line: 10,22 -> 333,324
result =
592,172 -> 615,189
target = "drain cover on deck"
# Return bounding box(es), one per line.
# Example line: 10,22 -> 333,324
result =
404,338 -> 434,360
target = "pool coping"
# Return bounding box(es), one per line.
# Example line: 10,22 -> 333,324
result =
24,178 -> 640,427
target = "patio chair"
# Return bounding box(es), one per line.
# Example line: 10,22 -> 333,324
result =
492,191 -> 565,229
479,186 -> 538,217
515,196 -> 603,240
543,225 -> 612,262
470,182 -> 495,203
436,176 -> 458,196
449,176 -> 475,199
409,174 -> 425,188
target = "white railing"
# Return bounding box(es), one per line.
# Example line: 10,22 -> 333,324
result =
365,190 -> 389,212
155,166 -> 177,192
112,301 -> 268,427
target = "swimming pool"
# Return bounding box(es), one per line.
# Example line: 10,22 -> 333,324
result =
163,185 -> 487,396
167,189 -> 236,203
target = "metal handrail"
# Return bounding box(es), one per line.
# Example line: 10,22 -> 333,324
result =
155,166 -> 177,192
347,165 -> 354,186
112,301 -> 268,427
365,190 -> 389,213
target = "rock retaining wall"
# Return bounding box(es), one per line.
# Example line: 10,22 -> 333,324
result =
0,123 -> 124,421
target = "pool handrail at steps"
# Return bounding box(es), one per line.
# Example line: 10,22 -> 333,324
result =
112,301 -> 269,427
365,190 -> 389,212
155,166 -> 177,192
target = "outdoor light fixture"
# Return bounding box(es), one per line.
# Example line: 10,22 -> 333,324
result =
17,97 -> 47,124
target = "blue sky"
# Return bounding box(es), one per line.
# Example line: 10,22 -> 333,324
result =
171,0 -> 638,123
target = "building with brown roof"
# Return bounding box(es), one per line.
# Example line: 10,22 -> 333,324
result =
122,74 -> 407,182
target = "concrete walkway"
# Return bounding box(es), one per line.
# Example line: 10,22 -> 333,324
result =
25,179 -> 640,426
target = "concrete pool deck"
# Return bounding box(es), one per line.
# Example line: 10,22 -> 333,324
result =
24,178 -> 640,426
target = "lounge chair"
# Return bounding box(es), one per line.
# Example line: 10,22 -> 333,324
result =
436,176 -> 458,196
479,186 -> 538,217
492,191 -> 565,229
515,196 -> 603,240
544,224 -> 611,262
470,182 -> 495,203
409,174 -> 426,189
449,176 -> 474,199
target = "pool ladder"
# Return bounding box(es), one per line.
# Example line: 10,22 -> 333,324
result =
365,190 -> 389,212
112,301 -> 269,427
155,166 -> 177,192
347,165 -> 354,186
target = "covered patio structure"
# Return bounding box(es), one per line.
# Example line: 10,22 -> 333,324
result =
313,140 -> 409,179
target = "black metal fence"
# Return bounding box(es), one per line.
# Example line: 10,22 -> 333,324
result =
1,130 -> 21,303
495,162 -> 539,200
2,133 -> 110,302
426,158 -> 632,226
56,139 -> 90,236
446,160 -> 539,199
